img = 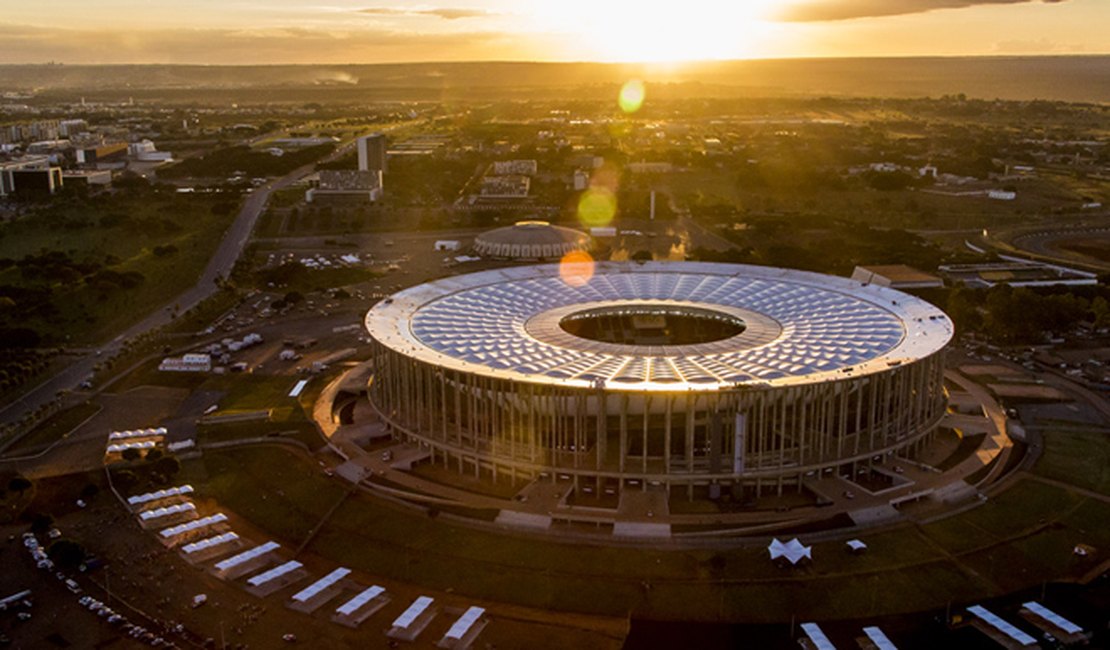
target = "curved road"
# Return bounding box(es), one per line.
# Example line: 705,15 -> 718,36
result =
1010,224 -> 1110,272
984,219 -> 1110,274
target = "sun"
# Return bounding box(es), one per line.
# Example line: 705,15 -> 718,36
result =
527,1 -> 782,62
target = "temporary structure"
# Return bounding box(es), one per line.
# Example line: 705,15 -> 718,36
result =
768,538 -> 812,565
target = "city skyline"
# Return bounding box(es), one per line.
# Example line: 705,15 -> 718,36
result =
0,0 -> 1107,65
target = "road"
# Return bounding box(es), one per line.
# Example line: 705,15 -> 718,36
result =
0,142 -> 357,429
1009,224 -> 1110,272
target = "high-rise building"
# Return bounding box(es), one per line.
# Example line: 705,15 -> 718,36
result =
357,133 -> 387,173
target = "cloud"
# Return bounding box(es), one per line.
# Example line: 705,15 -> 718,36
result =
993,38 -> 1087,53
0,22 -> 517,65
358,6 -> 496,20
778,0 -> 1068,22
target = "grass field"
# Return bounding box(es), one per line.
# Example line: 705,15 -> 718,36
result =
175,395 -> 1110,624
197,420 -> 321,449
0,187 -> 236,344
106,356 -> 335,453
2,401 -> 101,453
197,441 -> 1110,623
1034,426 -> 1110,493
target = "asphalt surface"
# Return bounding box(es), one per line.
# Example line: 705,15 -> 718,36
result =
1009,224 -> 1110,272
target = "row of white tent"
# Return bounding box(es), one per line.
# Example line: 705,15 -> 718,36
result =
799,601 -> 1085,649
126,486 -> 490,648
109,428 -> 168,441
105,426 -> 166,460
967,602 -> 1087,648
800,622 -> 896,650
204,538 -> 488,646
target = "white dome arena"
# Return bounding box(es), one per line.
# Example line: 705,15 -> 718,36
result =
472,220 -> 592,260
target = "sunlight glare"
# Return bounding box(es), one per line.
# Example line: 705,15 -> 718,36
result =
528,1 -> 780,62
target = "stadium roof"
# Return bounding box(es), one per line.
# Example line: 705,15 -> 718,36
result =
366,262 -> 952,391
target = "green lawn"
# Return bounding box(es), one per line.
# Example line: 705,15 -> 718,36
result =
203,446 -> 346,543
214,374 -> 303,414
3,401 -> 101,453
197,445 -> 1110,623
198,420 -> 321,449
958,480 -> 1084,538
1034,427 -> 1110,494
1060,499 -> 1110,549
920,516 -> 1000,555
0,187 -> 236,344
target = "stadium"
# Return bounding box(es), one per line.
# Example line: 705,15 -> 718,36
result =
365,261 -> 952,499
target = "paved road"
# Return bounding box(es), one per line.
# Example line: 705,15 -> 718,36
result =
1009,224 -> 1110,272
0,144 -> 356,429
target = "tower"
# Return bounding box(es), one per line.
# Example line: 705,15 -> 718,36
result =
357,133 -> 387,173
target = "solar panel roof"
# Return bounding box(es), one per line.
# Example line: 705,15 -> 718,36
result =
367,262 -> 951,390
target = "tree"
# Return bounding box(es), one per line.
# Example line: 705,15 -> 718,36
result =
30,513 -> 54,533
153,456 -> 180,478
121,447 -> 142,462
8,476 -> 31,496
0,328 -> 41,350
48,539 -> 86,569
112,469 -> 138,491
79,483 -> 100,500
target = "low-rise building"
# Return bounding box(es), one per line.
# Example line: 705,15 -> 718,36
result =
0,156 -> 63,197
851,265 -> 944,290
939,261 -> 1097,288
128,140 -> 173,162
159,353 -> 212,372
305,170 -> 382,204
62,169 -> 113,188
76,142 -> 128,167
492,159 -> 537,176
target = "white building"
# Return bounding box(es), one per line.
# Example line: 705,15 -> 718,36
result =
159,353 -> 212,373
128,140 -> 173,163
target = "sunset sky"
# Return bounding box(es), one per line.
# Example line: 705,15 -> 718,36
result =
0,0 -> 1107,64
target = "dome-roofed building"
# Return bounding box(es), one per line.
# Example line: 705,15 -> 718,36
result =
473,220 -> 592,261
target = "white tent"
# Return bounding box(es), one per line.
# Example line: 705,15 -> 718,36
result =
768,538 -> 812,565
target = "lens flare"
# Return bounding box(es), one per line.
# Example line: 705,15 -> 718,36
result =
559,250 -> 595,288
577,187 -> 617,228
618,79 -> 646,114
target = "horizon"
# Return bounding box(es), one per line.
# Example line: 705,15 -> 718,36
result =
4,52 -> 1110,67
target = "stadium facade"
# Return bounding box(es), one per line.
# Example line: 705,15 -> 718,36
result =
365,262 -> 952,498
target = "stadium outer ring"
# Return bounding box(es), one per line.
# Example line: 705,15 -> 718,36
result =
365,261 -> 953,497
